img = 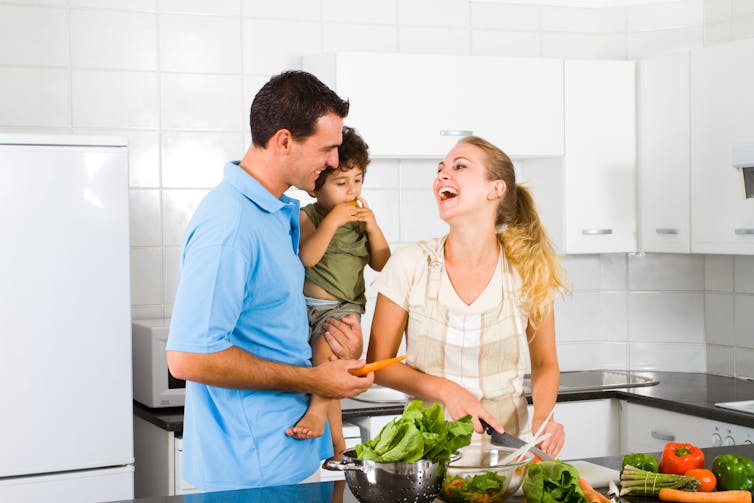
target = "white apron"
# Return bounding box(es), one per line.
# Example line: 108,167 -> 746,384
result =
406,237 -> 531,438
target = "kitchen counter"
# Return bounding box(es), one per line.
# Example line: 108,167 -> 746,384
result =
112,443 -> 754,503
133,371 -> 754,435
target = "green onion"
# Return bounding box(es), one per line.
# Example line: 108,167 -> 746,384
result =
620,465 -> 701,496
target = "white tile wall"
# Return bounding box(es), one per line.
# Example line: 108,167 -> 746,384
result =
72,70 -> 159,128
159,15 -> 242,74
3,0 -> 754,377
70,10 -> 158,70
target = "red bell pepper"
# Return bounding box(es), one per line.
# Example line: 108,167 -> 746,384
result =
659,442 -> 705,475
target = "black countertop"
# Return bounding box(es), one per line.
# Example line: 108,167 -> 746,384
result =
113,443 -> 754,503
133,371 -> 754,435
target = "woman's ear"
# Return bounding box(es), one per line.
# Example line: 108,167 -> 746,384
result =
487,180 -> 507,200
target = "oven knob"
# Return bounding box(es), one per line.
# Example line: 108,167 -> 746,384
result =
723,435 -> 735,446
712,433 -> 723,446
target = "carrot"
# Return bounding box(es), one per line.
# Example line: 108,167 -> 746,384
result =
579,478 -> 611,503
658,488 -> 752,503
348,355 -> 406,376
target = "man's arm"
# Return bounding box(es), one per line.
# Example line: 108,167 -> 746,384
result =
167,346 -> 373,398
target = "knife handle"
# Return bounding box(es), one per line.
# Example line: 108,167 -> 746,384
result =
479,418 -> 495,435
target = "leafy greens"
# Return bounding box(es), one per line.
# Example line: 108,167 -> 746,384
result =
355,399 -> 473,464
522,461 -> 588,503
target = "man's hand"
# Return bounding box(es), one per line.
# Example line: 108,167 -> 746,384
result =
323,314 -> 363,360
311,358 -> 373,398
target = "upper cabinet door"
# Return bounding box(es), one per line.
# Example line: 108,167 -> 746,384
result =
637,52 -> 690,253
563,60 -> 637,254
691,38 -> 754,255
303,52 -> 564,159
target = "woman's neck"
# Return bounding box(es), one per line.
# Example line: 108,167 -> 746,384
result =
444,226 -> 500,268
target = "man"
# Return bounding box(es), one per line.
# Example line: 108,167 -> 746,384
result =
166,70 -> 374,491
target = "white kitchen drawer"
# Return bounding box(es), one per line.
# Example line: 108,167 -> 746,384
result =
317,422 -> 362,482
619,401 -> 705,453
174,436 -> 200,495
348,414 -> 403,445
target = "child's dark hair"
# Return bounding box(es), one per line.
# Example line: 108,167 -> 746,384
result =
314,126 -> 370,192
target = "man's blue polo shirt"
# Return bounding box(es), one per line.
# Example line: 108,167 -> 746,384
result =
167,161 -> 331,491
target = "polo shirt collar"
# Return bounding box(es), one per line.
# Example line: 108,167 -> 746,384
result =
224,161 -> 300,214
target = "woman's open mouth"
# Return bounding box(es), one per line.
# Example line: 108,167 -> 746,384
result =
438,187 -> 458,200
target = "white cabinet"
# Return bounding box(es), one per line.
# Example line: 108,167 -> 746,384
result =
546,399 -> 621,460
303,52 -> 564,159
637,52 -> 691,253
619,402 -> 705,453
562,60 -> 637,254
691,38 -> 754,254
133,416 -> 196,497
349,413 -> 403,444
522,60 -> 636,254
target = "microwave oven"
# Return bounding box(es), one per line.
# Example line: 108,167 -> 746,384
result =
132,319 -> 185,408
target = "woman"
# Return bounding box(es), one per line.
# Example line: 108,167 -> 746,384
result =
367,136 -> 568,457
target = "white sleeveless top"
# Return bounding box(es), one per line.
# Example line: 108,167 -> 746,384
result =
373,236 -> 531,437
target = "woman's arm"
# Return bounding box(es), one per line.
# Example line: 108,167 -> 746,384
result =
368,293 -> 502,433
527,308 -> 565,456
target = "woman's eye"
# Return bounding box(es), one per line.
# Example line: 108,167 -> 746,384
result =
455,163 -> 466,170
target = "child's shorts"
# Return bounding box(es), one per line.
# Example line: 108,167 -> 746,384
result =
305,297 -> 365,344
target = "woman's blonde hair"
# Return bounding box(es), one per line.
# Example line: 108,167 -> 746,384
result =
458,135 -> 569,326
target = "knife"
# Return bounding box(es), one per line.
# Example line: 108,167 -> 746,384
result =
479,418 -> 555,461
607,480 -> 621,503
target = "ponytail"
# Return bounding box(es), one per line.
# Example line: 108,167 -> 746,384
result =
498,184 -> 568,327
457,135 -> 569,327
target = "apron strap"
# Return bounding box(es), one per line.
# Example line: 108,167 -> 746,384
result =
417,238 -> 445,302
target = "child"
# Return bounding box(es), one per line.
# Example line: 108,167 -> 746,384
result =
286,126 -> 391,459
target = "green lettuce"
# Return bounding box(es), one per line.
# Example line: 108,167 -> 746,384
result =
355,400 -> 473,464
522,461 -> 588,503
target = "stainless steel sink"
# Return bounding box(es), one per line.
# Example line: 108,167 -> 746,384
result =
524,370 -> 659,393
715,400 -> 754,414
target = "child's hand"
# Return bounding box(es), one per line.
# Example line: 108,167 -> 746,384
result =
325,201 -> 362,228
352,197 -> 379,233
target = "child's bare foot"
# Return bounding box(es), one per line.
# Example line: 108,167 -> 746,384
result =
286,409 -> 327,439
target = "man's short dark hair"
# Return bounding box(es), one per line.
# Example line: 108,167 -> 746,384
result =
249,71 -> 350,148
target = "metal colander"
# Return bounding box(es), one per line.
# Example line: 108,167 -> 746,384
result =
324,449 -> 448,503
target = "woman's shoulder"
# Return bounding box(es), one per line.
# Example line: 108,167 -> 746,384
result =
391,237 -> 444,264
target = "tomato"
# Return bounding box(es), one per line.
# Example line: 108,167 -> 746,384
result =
684,468 -> 717,492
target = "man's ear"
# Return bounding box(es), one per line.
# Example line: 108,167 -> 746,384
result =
270,129 -> 292,153
307,190 -> 317,198
487,180 -> 507,200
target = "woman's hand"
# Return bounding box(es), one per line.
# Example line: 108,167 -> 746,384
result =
441,381 -> 503,435
533,418 -> 565,457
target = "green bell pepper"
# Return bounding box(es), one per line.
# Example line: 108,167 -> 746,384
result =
711,454 -> 754,491
621,453 -> 659,473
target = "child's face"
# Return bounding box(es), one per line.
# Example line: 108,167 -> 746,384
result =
316,165 -> 364,210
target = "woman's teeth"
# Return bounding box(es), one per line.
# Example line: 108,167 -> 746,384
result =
439,187 -> 458,200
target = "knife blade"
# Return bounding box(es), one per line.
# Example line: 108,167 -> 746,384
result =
479,418 -> 555,461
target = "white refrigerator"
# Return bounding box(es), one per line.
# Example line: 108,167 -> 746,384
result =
0,135 -> 134,502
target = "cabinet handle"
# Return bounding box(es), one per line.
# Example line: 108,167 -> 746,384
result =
735,228 -> 754,235
582,229 -> 613,235
656,228 -> 679,235
650,431 -> 675,442
440,130 -> 473,137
